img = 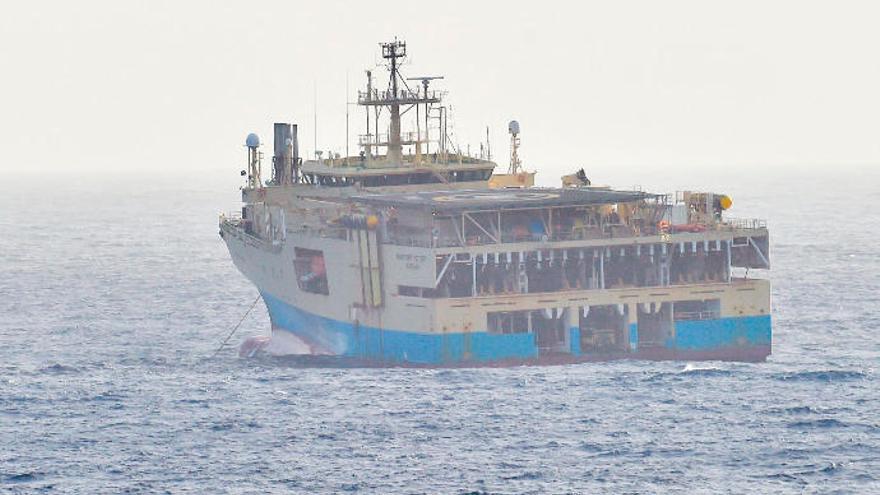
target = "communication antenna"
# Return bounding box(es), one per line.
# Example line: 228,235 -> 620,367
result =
486,125 -> 491,161
508,120 -> 521,174
313,80 -> 317,162
245,133 -> 262,188
345,72 -> 350,163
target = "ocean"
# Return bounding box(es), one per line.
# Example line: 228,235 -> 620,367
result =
1,166 -> 878,494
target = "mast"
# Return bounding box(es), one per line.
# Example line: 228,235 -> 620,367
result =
357,40 -> 442,167
364,70 -> 372,159
383,40 -> 405,165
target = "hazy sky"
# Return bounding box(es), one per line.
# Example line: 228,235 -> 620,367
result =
1,0 -> 878,181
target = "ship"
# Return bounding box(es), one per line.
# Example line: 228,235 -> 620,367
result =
219,40 -> 771,366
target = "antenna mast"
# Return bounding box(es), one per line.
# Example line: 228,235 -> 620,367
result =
357,40 -> 442,167
383,39 -> 405,165
364,70 -> 372,159
486,126 -> 491,161
406,76 -> 444,157
313,81 -> 317,160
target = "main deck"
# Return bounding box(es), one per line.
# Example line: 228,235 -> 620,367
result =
221,181 -> 771,365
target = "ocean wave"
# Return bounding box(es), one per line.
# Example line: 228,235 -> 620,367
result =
787,418 -> 849,429
2,471 -> 45,484
501,471 -> 544,481
37,363 -> 80,374
775,370 -> 869,382
680,363 -> 734,376
642,364 -> 734,382
767,405 -> 850,415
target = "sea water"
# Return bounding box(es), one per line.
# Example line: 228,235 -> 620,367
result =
1,167 -> 877,493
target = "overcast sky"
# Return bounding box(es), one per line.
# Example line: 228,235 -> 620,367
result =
1,0 -> 878,182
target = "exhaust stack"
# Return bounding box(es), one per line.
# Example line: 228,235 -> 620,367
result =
273,123 -> 299,185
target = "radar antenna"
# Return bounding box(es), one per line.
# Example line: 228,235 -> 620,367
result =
508,120 -> 522,174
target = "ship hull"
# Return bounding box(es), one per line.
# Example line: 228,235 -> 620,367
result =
262,292 -> 771,366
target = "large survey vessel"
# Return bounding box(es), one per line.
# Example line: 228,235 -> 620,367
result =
220,40 -> 771,365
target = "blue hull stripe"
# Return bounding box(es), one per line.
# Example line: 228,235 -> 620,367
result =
262,293 -> 771,364
673,315 -> 771,351
262,293 -> 536,364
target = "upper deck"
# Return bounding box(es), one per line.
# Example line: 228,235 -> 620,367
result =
349,186 -> 760,247
350,187 -> 658,212
296,156 -> 496,187
344,185 -> 770,273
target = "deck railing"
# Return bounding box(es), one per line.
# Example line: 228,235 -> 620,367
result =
384,217 -> 765,248
391,224 -> 659,248
219,215 -> 281,252
722,217 -> 767,230
221,211 -> 242,223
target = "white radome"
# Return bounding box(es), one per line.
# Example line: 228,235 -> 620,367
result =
508,120 -> 520,135
246,133 -> 261,148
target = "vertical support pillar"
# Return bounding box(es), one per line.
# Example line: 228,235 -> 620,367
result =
565,307 -> 580,356
590,252 -> 597,289
367,229 -> 383,307
599,249 -> 606,289
661,243 -> 670,286
627,303 -> 638,352
462,214 -> 466,244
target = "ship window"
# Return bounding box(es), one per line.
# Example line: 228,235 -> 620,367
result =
487,311 -> 530,334
398,285 -> 439,298
398,285 -> 420,297
672,299 -> 720,320
293,248 -> 329,295
359,173 -> 443,187
448,169 -> 492,182
315,175 -> 353,187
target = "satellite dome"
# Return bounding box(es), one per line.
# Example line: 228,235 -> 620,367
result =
508,120 -> 520,135
245,133 -> 260,148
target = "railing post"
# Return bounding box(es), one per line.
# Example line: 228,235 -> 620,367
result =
471,253 -> 477,296
726,239 -> 732,283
